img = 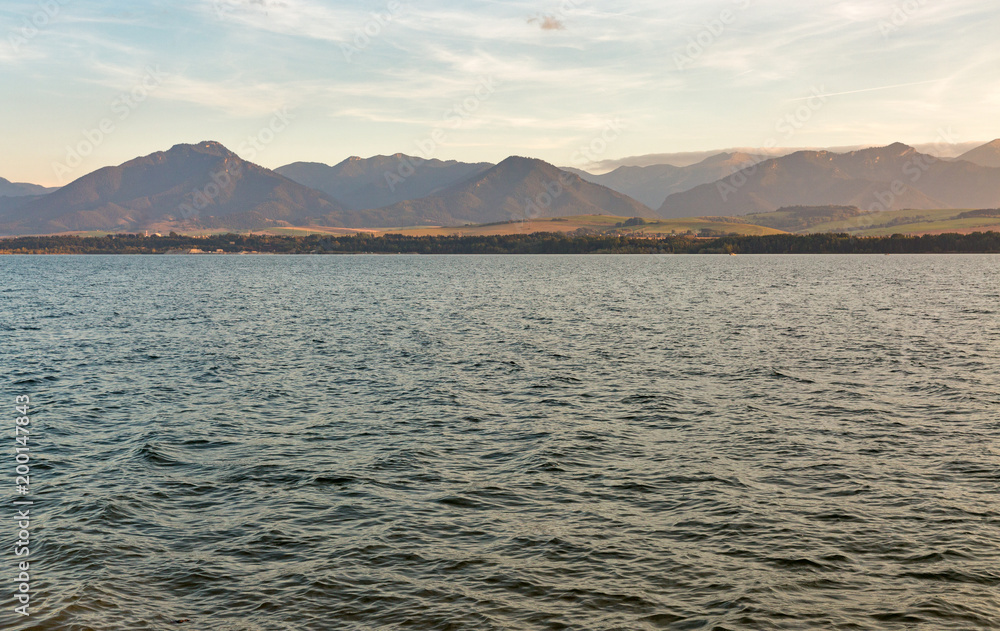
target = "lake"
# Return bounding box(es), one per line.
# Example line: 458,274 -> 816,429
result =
2,254 -> 999,630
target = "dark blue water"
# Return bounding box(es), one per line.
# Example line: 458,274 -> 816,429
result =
2,254 -> 999,630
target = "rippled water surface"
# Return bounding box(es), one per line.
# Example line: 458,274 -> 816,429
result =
2,254 -> 1000,630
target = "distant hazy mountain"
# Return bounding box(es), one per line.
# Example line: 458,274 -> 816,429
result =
658,143 -> 1000,218
0,177 -> 57,197
276,155 -> 493,210
0,141 -> 349,235
583,142 -> 985,172
957,139 -> 1000,168
342,156 -> 655,228
566,152 -> 766,208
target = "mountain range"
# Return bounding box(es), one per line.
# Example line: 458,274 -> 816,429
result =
341,156 -> 655,228
2,139 -> 999,235
0,177 -> 57,197
275,155 -> 493,210
958,139 -> 1000,168
580,141 -> 988,172
0,142 -> 347,235
563,152 -> 766,208
657,143 -> 1000,218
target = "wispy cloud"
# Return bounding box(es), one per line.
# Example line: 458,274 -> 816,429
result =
1,0 -> 999,183
202,0 -> 359,43
786,80 -> 949,102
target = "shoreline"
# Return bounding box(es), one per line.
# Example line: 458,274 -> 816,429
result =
2,230 -> 1000,255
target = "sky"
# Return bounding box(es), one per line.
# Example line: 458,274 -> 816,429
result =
1,0 -> 998,185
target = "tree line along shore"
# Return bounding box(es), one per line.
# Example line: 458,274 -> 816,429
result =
3,231 -> 1000,255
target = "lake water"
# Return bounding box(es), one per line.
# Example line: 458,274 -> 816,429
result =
2,254 -> 999,630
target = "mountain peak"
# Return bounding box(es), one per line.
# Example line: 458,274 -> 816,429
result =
2,142 -> 346,235
495,155 -> 551,170
841,143 -> 917,163
275,154 -> 496,211
695,151 -> 767,168
658,141 -> 1000,217
853,142 -> 915,157
362,155 -> 653,227
957,139 -> 1000,168
498,155 -> 542,163
485,156 -> 565,182
0,176 -> 57,197
167,141 -> 237,158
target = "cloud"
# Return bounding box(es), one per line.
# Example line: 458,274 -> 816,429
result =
5,0 -> 1000,183
201,0 -> 366,44
785,79 -> 948,102
528,14 -> 565,31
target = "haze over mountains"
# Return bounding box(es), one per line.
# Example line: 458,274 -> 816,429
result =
658,143 -> 1000,218
582,141 -> 987,172
0,177 -> 57,197
958,140 -> 1000,168
2,139 -> 999,235
564,153 -> 766,208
